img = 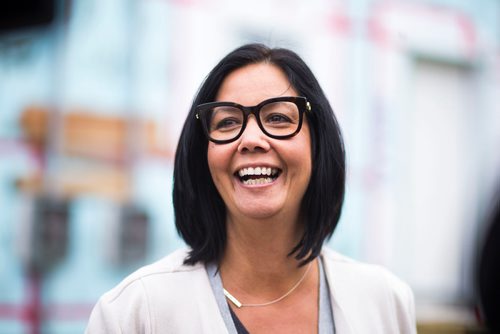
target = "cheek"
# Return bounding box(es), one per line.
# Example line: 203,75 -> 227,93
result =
298,153 -> 312,185
207,144 -> 219,179
297,126 -> 313,178
207,143 -> 232,183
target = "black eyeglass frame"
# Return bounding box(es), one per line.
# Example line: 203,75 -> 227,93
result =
195,96 -> 311,144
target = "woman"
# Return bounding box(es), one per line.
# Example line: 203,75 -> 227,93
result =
86,44 -> 416,333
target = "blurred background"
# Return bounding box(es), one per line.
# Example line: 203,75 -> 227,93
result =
0,0 -> 499,333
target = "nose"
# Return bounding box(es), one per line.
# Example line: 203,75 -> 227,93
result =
237,116 -> 271,153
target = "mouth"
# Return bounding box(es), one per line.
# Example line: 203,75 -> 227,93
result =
235,166 -> 282,186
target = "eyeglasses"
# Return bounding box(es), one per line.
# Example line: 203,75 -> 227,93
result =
195,96 -> 311,144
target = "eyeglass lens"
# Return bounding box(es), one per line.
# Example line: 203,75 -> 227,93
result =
207,101 -> 300,142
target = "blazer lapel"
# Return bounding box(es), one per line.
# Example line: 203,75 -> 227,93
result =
321,250 -> 354,334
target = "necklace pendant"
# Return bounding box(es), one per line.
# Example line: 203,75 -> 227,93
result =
223,288 -> 243,308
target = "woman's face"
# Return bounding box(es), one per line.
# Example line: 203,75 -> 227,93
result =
207,63 -> 312,222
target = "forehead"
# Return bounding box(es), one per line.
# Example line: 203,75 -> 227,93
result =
215,63 -> 298,105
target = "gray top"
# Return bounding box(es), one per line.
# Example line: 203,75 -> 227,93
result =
206,257 -> 335,334
207,263 -> 239,333
318,256 -> 335,334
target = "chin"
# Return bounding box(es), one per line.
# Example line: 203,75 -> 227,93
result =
237,205 -> 284,220
231,196 -> 280,216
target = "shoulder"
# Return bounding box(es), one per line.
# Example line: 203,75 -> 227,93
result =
96,248 -> 202,304
321,247 -> 414,302
321,248 -> 416,333
322,247 -> 409,290
102,248 -> 203,302
86,248 -> 209,333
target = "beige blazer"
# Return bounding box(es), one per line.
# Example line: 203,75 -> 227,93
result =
86,248 -> 416,333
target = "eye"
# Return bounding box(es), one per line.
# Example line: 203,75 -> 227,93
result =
210,106 -> 243,132
213,117 -> 242,131
265,113 -> 293,124
260,101 -> 299,127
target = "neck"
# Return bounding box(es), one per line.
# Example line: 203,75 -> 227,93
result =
219,213 -> 313,301
225,213 -> 303,269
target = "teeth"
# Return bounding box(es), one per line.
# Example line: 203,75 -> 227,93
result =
243,177 -> 273,185
238,167 -> 278,177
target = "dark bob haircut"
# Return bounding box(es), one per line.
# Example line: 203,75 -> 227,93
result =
173,43 -> 345,265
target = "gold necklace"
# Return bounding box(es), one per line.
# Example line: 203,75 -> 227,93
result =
223,262 -> 313,308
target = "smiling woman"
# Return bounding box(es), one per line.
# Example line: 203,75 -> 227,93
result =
85,44 -> 417,334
